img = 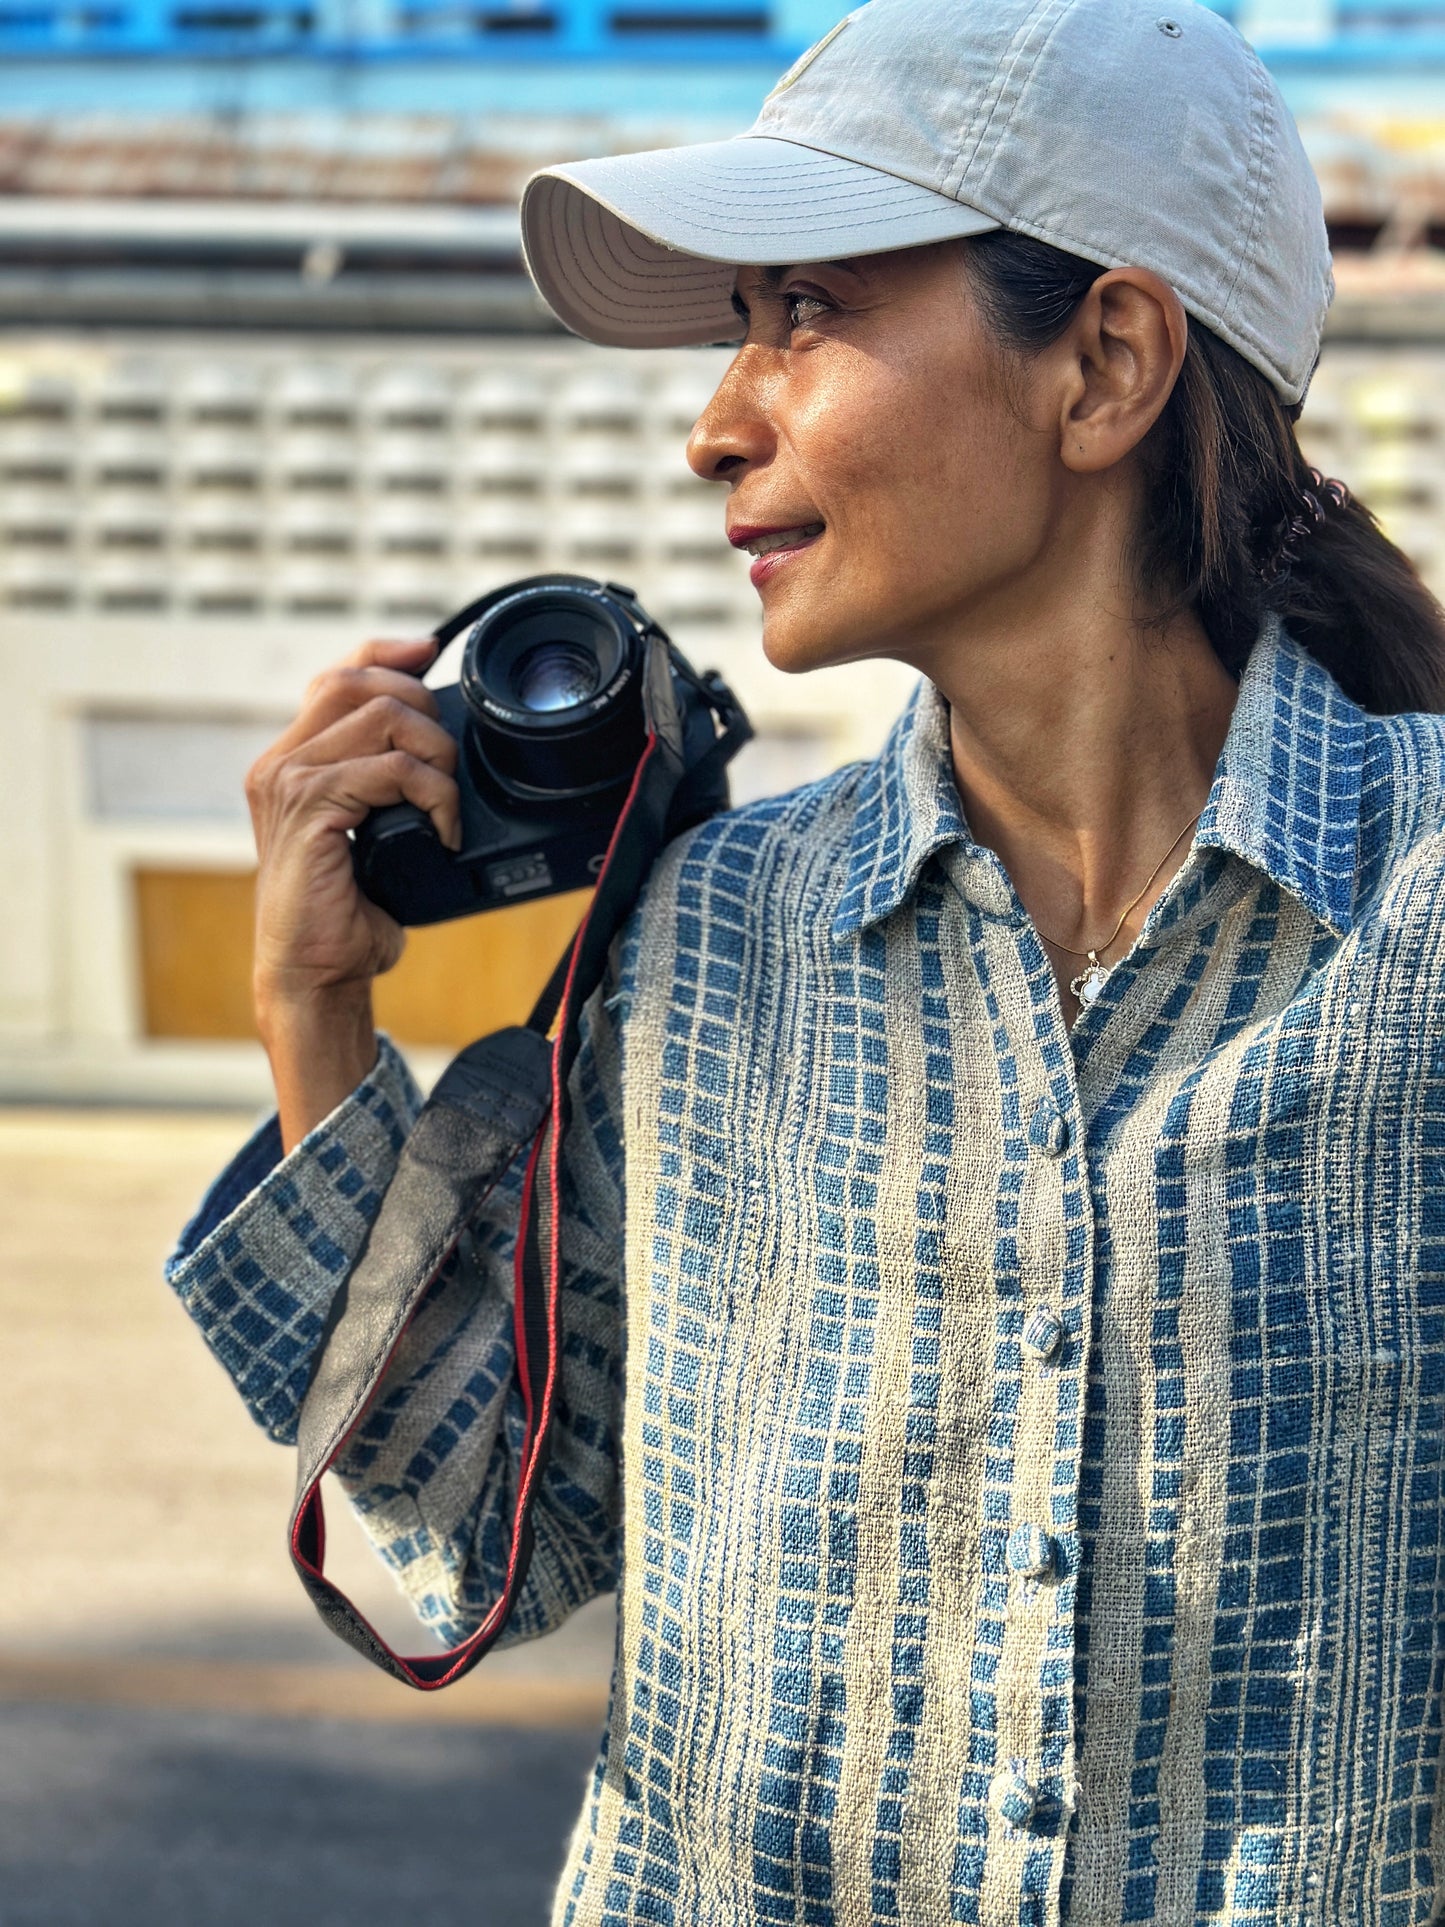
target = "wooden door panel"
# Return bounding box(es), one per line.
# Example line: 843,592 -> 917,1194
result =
134,867 -> 590,1048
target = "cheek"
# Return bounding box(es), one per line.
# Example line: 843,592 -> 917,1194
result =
755,335 -> 1054,672
817,370 -> 1037,579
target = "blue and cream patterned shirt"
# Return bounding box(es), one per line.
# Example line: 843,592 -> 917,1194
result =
168,616 -> 1445,1925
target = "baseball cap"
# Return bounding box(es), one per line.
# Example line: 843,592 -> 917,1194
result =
520,0 -> 1333,404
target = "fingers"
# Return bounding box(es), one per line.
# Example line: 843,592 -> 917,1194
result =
280,748 -> 462,850
294,693 -> 458,782
298,696 -> 461,847
343,636 -> 438,673
247,636 -> 462,855
277,647 -> 445,751
249,692 -> 461,853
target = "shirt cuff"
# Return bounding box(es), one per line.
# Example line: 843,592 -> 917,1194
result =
164,1033 -> 423,1443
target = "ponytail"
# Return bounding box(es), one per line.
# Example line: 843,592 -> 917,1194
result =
962,229 -> 1445,715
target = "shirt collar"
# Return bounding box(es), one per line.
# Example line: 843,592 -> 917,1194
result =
1194,615 -> 1364,938
832,615 -> 1365,943
832,673 -> 971,940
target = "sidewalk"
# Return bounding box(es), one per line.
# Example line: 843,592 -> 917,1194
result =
0,1103 -> 614,1924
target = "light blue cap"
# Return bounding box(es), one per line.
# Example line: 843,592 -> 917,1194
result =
521,0 -> 1333,404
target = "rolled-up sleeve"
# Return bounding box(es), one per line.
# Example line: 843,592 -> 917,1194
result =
165,963 -> 630,1650
164,1035 -> 423,1444
333,982 -> 628,1647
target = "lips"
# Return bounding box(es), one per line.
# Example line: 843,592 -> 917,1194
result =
728,519 -> 826,588
730,521 -> 825,556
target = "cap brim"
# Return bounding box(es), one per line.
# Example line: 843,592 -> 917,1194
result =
521,135 -> 998,348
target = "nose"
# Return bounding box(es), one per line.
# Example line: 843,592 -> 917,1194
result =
685,347 -> 775,485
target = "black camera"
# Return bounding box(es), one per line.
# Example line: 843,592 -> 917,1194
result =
353,574 -> 752,927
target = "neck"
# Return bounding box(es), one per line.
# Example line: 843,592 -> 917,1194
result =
926,578 -> 1239,957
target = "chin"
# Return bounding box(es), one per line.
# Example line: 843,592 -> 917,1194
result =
759,602 -> 880,677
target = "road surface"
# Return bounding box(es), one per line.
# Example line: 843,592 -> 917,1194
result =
0,1104 -> 615,1925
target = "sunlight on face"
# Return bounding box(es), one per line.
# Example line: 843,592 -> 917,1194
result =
685,242 -> 1063,682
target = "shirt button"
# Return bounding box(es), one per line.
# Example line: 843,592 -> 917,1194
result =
1006,1522 -> 1056,1580
1028,1095 -> 1070,1158
1022,1305 -> 1065,1365
989,1765 -> 1040,1828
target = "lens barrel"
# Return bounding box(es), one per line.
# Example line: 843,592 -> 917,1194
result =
458,583 -> 646,799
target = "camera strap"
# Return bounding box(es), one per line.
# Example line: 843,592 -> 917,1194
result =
287,641 -> 690,1689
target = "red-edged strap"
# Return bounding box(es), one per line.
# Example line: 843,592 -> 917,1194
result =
288,1023 -> 554,1687
287,722 -> 682,1689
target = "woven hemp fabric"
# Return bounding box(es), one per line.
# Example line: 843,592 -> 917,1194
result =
168,615 -> 1445,1925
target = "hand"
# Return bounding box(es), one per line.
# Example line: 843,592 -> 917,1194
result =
244,635 -> 460,1146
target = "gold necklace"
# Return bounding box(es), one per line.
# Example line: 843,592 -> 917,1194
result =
1036,808 -> 1202,1008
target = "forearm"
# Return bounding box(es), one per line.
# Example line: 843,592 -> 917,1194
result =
256,981 -> 380,1155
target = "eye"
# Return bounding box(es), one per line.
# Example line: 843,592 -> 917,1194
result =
783,289 -> 834,331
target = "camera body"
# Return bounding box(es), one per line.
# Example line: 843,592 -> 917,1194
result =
353,574 -> 751,927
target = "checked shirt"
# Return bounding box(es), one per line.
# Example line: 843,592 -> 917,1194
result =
169,616 -> 1445,1925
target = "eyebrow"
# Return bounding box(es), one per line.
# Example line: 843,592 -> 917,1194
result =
731,266 -> 785,319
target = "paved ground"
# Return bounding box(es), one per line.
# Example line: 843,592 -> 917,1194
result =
0,1105 -> 616,1925
1,1703 -> 599,1926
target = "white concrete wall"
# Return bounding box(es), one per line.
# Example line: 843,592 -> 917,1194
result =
0,331 -> 919,1102
0,330 -> 1441,1102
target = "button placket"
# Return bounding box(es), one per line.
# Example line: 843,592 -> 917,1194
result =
948,912 -> 1092,1893
983,1024 -> 1088,1889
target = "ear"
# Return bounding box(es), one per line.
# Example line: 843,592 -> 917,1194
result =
1055,267 -> 1188,476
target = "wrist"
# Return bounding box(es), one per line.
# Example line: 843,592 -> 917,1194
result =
254,975 -> 374,1050
255,983 -> 379,1153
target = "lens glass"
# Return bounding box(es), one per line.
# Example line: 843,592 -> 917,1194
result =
457,583 -> 643,800
512,641 -> 601,713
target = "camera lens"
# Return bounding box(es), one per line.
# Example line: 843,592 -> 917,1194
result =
512,641 -> 602,714
459,582 -> 645,800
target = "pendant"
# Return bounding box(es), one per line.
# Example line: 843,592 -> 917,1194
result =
1070,954 -> 1110,1005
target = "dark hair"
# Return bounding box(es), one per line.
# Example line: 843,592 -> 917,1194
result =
960,230 -> 1445,715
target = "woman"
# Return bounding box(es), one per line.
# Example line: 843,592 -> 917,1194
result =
168,0 -> 1445,1918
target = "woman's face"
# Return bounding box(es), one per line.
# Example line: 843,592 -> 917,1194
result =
686,241 -> 1063,679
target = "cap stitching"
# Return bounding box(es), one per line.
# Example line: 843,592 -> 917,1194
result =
543,162 -> 1306,390
1216,44 -> 1276,372
604,172 -> 962,216
559,191 -> 736,337
540,144 -> 1002,249
949,0 -> 1068,205
730,131 -> 956,203
546,140 -> 980,238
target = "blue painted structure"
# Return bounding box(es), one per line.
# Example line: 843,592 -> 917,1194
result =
0,0 -> 1440,127
1,0 -> 1443,65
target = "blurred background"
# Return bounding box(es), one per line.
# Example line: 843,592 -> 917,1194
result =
1,2 -> 1444,1921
